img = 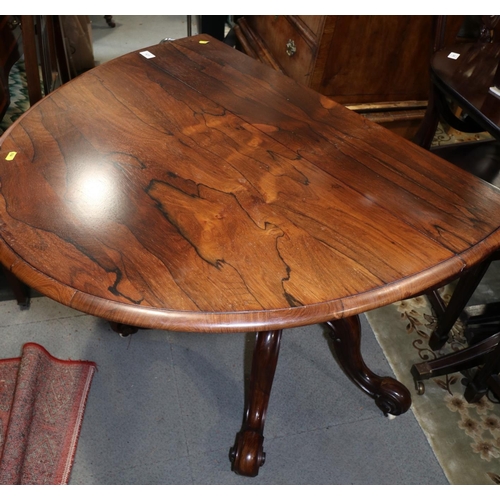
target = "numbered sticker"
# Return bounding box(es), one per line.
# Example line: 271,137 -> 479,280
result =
489,86 -> 500,98
140,51 -> 155,59
5,152 -> 16,161
448,52 -> 460,60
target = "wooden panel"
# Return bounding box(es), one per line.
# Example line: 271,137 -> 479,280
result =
238,15 -> 465,104
317,16 -> 464,104
297,15 -> 326,37
235,17 -> 282,72
318,16 -> 433,103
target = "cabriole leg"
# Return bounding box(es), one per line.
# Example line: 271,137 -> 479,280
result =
326,316 -> 411,416
230,329 -> 282,476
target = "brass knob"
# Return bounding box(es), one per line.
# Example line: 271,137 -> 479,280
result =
7,16 -> 20,30
286,39 -> 296,57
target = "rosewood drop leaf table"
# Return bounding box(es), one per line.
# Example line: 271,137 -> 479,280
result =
1,35 -> 500,477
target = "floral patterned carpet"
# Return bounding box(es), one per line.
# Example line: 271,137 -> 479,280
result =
432,122 -> 493,147
366,283 -> 500,485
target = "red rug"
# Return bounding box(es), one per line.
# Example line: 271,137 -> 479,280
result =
0,343 -> 96,484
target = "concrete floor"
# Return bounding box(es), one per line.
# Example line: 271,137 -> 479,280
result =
0,15 -> 452,485
0,296 -> 448,484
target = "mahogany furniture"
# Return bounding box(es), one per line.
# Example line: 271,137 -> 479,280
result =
234,15 -> 464,139
415,42 -> 500,149
0,16 -> 71,118
411,18 -> 500,401
21,15 -> 71,107
2,34 -> 500,476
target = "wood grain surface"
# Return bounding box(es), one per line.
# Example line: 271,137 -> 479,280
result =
1,34 -> 500,333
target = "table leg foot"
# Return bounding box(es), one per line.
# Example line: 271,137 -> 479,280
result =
229,430 -> 265,477
230,329 -> 282,476
326,316 -> 411,416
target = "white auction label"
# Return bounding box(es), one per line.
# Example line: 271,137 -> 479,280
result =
140,51 -> 156,59
447,52 -> 460,59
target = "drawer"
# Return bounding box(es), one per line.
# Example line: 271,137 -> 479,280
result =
297,15 -> 326,38
246,15 -> 317,87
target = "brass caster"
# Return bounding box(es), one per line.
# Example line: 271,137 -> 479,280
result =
415,379 -> 425,395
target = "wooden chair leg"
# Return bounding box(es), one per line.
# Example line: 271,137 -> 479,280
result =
52,15 -> 71,84
21,15 -> 43,105
464,336 -> 500,403
426,257 -> 493,350
413,83 -> 441,149
411,331 -> 500,394
104,16 -> 115,28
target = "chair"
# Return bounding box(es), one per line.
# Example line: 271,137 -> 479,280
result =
21,15 -> 71,106
0,16 -> 73,310
410,15 -> 500,402
414,15 -> 500,149
0,16 -> 22,122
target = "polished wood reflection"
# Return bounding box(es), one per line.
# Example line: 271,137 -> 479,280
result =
2,34 -> 500,477
1,35 -> 500,333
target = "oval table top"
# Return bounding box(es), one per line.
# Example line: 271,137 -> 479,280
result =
1,34 -> 500,333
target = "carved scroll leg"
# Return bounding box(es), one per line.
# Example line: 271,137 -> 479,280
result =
230,330 -> 282,477
326,316 -> 411,416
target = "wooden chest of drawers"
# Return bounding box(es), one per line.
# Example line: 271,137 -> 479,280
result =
235,15 -> 463,138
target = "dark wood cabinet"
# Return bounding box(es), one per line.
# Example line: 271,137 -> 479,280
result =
235,15 -> 464,138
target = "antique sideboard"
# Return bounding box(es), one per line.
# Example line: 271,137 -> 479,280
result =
235,15 -> 465,138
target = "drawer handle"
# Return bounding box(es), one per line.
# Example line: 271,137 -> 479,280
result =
286,39 -> 296,57
7,16 -> 21,30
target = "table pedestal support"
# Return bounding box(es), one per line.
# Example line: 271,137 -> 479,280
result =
230,329 -> 282,477
230,316 -> 412,476
326,316 -> 412,416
